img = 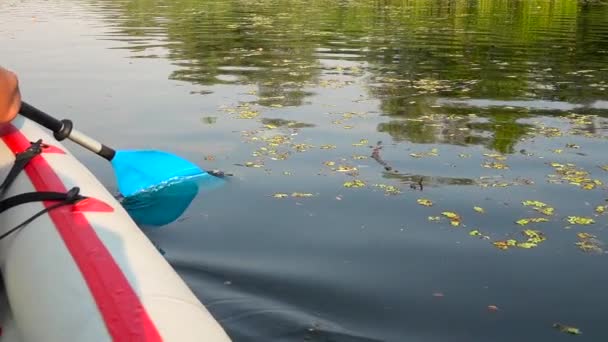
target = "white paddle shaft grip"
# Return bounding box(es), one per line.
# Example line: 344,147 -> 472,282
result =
68,129 -> 103,154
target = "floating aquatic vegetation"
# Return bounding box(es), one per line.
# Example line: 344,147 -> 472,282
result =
441,211 -> 461,226
469,230 -> 490,239
595,205 -> 606,214
547,162 -> 602,190
516,218 -> 549,226
201,116 -> 217,124
417,199 -> 433,207
261,118 -> 315,129
528,125 -> 563,138
238,109 -> 260,119
352,139 -> 368,147
291,192 -> 314,198
324,161 -> 336,167
482,161 -> 509,170
459,154 -> 471,158
428,216 -> 441,221
576,232 -> 604,254
483,153 -> 507,161
522,200 -> 555,216
336,165 -> 358,173
352,155 -> 368,160
494,230 -> 546,250
600,165 -> 608,172
493,239 -> 517,250
374,184 -> 401,195
272,193 -> 289,198
320,144 -> 337,149
293,143 -> 314,152
264,134 -> 291,146
567,216 -> 595,225
473,206 -> 485,214
553,323 -> 582,335
344,179 -> 366,188
245,161 -> 264,168
410,148 -> 439,158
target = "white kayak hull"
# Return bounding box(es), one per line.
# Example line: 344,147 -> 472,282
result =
0,116 -> 230,342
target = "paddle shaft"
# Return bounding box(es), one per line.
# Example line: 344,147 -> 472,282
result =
18,102 -> 116,161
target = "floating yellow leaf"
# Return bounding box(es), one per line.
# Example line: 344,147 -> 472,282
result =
522,230 -> 546,244
595,205 -> 606,214
417,199 -> 433,207
600,165 -> 608,172
293,143 -> 314,152
374,184 -> 401,195
442,211 -> 461,226
522,200 -> 548,207
483,153 -> 507,161
320,144 -> 336,150
238,110 -> 260,119
245,161 -> 264,168
291,192 -> 314,198
272,193 -> 288,198
352,155 -> 367,160
516,218 -> 549,226
516,242 -> 537,249
324,161 -> 336,167
352,139 -> 368,147
469,230 -> 481,236
482,161 -> 509,169
493,239 -> 517,250
442,212 -> 460,220
428,216 -> 441,221
343,179 -> 366,188
535,207 -> 555,216
336,165 -> 358,173
473,206 -> 485,214
553,323 -> 582,335
567,216 -> 595,225
577,232 -> 595,239
576,232 -> 604,253
552,149 -> 563,154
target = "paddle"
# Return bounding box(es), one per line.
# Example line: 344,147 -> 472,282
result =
18,101 -> 206,197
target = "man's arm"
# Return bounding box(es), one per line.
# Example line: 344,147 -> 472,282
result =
0,67 -> 21,124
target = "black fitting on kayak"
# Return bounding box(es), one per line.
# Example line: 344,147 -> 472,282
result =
0,187 -> 87,241
53,119 -> 73,141
0,139 -> 44,196
99,144 -> 116,161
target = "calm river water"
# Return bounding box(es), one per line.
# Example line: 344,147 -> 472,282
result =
1,0 -> 608,341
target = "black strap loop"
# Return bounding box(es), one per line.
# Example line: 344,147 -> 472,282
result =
0,187 -> 85,241
0,190 -> 86,214
0,139 -> 44,196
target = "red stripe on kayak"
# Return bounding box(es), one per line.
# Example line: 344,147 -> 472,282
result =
41,144 -> 65,154
0,125 -> 162,342
73,198 -> 114,213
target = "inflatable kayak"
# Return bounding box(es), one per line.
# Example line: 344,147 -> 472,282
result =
0,116 -> 231,342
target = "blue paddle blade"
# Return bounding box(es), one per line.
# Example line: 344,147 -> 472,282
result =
121,173 -> 226,228
111,150 -> 204,196
121,177 -> 199,227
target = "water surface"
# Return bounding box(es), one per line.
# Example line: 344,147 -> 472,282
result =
1,0 -> 608,341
